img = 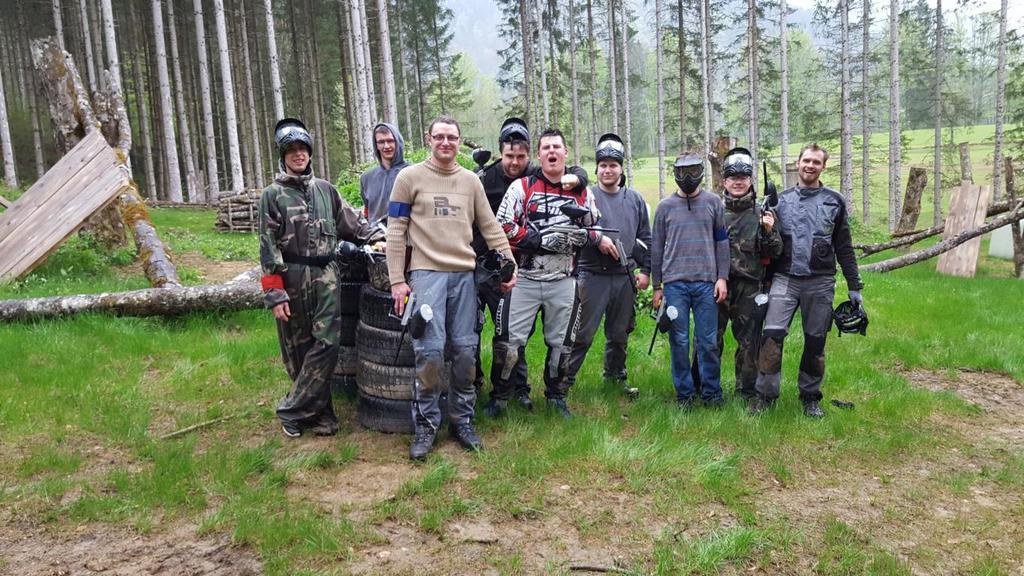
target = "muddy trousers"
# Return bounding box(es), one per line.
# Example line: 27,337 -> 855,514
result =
755,274 -> 835,403
275,270 -> 341,433
492,276 -> 581,401
408,270 -> 479,432
474,281 -> 530,398
566,271 -> 637,388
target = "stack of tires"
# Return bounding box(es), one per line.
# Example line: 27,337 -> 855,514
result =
332,268 -> 367,399
355,258 -> 448,433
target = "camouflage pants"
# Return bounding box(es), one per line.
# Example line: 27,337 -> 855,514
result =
275,263 -> 341,433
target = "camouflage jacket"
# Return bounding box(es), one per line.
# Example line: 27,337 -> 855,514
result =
259,170 -> 382,307
723,191 -> 783,283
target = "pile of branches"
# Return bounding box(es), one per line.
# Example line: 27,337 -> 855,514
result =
215,191 -> 261,232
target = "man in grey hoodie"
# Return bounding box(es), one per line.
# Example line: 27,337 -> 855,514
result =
360,122 -> 410,222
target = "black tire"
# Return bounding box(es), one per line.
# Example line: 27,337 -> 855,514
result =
356,359 -> 415,400
338,281 -> 364,315
356,392 -> 449,435
331,373 -> 357,399
339,314 -> 359,346
360,285 -> 403,331
356,322 -> 415,367
335,345 -> 358,374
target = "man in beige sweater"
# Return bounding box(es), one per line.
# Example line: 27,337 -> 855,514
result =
387,116 -> 517,460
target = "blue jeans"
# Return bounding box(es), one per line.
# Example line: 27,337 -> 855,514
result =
664,281 -> 722,402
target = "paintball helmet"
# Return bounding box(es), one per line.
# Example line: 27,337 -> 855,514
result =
673,153 -> 704,194
274,118 -> 313,158
595,133 -> 625,165
722,147 -> 754,179
498,117 -> 529,149
833,300 -> 869,337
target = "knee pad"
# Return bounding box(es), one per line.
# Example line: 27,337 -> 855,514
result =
416,349 -> 445,394
757,329 -> 787,374
799,334 -> 827,377
492,342 -> 520,381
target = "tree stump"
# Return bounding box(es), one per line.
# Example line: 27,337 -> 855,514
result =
895,167 -> 927,235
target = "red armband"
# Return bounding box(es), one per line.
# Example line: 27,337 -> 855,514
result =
261,274 -> 285,291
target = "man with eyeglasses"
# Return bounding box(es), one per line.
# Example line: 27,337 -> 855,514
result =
387,116 -> 517,460
651,153 -> 730,410
563,133 -> 652,400
491,128 -> 600,418
360,122 -> 410,222
695,147 -> 783,402
475,118 -> 590,413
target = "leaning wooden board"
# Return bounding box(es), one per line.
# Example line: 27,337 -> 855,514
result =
936,181 -> 991,278
0,131 -> 129,282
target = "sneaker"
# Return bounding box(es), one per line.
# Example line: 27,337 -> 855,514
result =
449,422 -> 483,452
515,391 -> 534,411
281,422 -> 302,438
803,400 -> 825,418
546,398 -> 573,419
409,429 -> 437,460
676,397 -> 696,411
748,396 -> 773,415
703,397 -> 725,409
482,399 -> 507,418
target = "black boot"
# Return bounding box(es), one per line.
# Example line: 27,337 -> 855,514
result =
748,395 -> 773,415
449,422 -> 483,451
803,400 -> 825,418
546,398 -> 572,419
409,429 -> 437,460
482,399 -> 507,418
514,390 -> 534,411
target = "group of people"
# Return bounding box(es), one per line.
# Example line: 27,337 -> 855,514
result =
258,114 -> 864,460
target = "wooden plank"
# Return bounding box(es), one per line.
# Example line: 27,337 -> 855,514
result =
0,196 -> 10,209
0,131 -> 129,282
937,182 -> 990,277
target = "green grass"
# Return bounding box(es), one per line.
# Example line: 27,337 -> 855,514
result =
1,138 -> 1023,573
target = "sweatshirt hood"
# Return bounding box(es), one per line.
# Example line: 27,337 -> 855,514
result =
373,122 -> 406,169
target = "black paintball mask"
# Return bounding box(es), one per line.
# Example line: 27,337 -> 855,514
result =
722,147 -> 754,179
595,133 -> 626,187
498,117 -> 529,149
274,118 -> 313,160
673,153 -> 704,195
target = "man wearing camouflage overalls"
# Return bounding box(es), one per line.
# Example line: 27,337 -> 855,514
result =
702,147 -> 783,401
260,118 -> 384,438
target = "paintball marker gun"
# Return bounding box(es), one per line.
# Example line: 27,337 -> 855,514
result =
391,294 -> 433,363
647,301 -> 679,355
761,160 -> 779,212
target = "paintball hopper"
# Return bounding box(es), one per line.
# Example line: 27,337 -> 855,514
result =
472,148 -> 492,168
559,202 -> 590,224
657,305 -> 678,333
407,304 -> 433,340
833,300 -> 868,337
334,240 -> 363,263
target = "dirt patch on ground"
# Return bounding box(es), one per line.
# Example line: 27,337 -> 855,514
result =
173,252 -> 255,284
0,523 -> 262,575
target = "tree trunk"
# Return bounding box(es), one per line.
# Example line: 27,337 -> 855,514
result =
166,0 -> 199,202
99,0 -> 122,91
991,0 -> 1007,201
78,0 -> 97,92
655,0 -> 666,200
888,0 -> 901,232
895,166 -> 927,234
548,0 -> 559,127
855,200 -> 1015,255
88,0 -> 105,90
535,0 -> 549,125
263,0 -> 285,121
28,76 -> 46,179
349,0 -> 373,163
239,0 -> 265,188
193,0 -> 218,199
0,271 -> 261,321
959,142 -> 972,183
308,0 -> 331,180
395,0 -> 413,149
357,0 -> 378,121
932,0 -> 942,226
151,0 -> 183,203
1005,158 -> 1023,278
747,0 -> 760,182
781,0 -> 789,184
607,0 -> 618,132
840,0 -> 852,210
229,3 -> 255,191
337,0 -> 357,164
53,0 -> 66,51
430,9 -> 447,113
620,0 -> 633,189
130,2 -> 157,199
861,201 -> 1024,273
678,0 -> 686,149
587,0 -> 598,146
569,0 -> 581,165
376,0 -> 398,126
0,62 -> 15,188
213,0 -> 244,192
861,0 -> 869,223
699,0 -> 712,177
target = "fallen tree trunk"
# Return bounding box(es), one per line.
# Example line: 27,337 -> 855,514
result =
855,200 -> 1016,257
861,200 -> 1024,273
0,267 -> 261,322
